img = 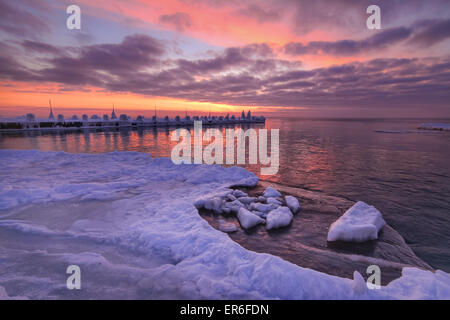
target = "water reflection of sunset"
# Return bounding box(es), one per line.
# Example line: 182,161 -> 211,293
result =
0,118 -> 331,191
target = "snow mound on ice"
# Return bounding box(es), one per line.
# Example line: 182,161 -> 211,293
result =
0,150 -> 448,300
266,206 -> 293,230
327,201 -> 386,242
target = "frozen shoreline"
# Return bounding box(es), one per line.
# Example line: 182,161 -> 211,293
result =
0,150 -> 449,299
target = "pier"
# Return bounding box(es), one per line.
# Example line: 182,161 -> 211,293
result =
0,108 -> 265,132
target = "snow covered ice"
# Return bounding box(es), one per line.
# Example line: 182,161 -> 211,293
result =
327,201 -> 386,242
0,150 -> 449,299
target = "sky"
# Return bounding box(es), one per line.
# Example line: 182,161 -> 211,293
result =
0,0 -> 450,118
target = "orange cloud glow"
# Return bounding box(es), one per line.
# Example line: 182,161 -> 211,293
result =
77,0 -> 323,47
0,82 -> 281,118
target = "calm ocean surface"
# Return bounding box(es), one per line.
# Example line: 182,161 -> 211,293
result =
1,117 -> 449,271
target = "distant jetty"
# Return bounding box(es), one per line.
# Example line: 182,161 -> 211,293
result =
417,123 -> 450,131
0,107 -> 265,131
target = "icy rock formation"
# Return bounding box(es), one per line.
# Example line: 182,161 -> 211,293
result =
233,190 -> 248,198
267,197 -> 282,206
266,206 -> 294,230
224,199 -> 245,213
222,207 -> 231,214
251,210 -> 267,219
327,201 -> 386,242
250,202 -> 277,213
263,187 -> 281,198
237,207 -> 265,229
204,197 -> 224,213
194,195 -> 226,213
285,195 -> 300,214
257,196 -> 266,203
237,196 -> 257,204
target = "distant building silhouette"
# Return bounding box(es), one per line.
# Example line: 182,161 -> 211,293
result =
26,113 -> 35,122
48,100 -> 54,119
111,105 -> 117,120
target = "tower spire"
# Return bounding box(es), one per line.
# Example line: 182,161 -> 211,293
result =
111,103 -> 117,119
48,99 -> 54,119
